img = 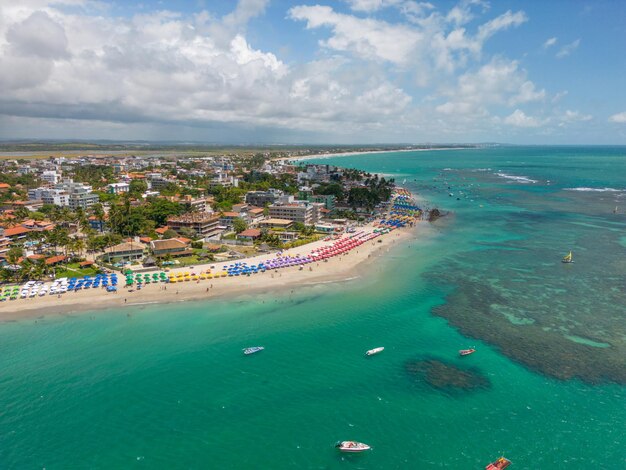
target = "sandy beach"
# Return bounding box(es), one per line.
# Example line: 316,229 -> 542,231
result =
280,147 -> 470,163
0,224 -> 417,321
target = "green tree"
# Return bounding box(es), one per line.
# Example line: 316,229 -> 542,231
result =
13,206 -> 30,220
129,179 -> 148,197
6,245 -> 23,265
163,229 -> 179,239
177,227 -> 197,239
233,217 -> 247,234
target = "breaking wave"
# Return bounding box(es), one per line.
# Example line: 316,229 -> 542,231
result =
495,172 -> 538,184
564,187 -> 624,192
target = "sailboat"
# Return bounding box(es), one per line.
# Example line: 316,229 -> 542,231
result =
562,251 -> 573,264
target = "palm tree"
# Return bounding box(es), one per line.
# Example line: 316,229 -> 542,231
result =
6,245 -> 23,266
17,260 -> 33,282
13,206 -> 30,221
31,260 -> 45,281
73,238 -> 85,258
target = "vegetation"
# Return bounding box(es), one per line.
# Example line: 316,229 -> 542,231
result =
233,217 -> 247,233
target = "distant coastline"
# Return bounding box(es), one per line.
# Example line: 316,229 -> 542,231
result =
281,146 -> 474,163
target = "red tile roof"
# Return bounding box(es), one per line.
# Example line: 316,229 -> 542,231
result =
238,229 -> 261,237
45,255 -> 66,265
155,226 -> 169,235
4,226 -> 30,237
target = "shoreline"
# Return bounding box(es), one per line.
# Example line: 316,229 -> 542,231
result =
280,146 -> 472,163
1,225 -> 417,322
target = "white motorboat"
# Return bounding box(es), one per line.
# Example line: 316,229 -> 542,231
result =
335,441 -> 371,453
243,346 -> 264,355
365,347 -> 384,356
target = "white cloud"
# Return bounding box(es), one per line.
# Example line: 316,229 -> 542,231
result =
446,0 -> 488,27
561,110 -> 592,122
551,90 -> 568,103
288,5 -> 421,65
0,0 -> 561,142
0,1 -> 418,137
504,109 -> 542,128
436,58 -> 545,116
542,36 -> 557,48
345,0 -> 435,18
608,112 -> 626,123
290,3 -> 527,78
476,10 -> 527,43
556,39 -> 580,58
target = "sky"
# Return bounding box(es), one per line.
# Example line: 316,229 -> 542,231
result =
1,0 -> 625,144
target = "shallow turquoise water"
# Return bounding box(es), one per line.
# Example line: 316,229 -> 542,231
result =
1,147 -> 625,468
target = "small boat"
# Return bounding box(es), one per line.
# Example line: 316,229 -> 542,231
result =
365,347 -> 384,356
335,441 -> 371,453
243,346 -> 264,355
459,348 -> 476,356
562,251 -> 573,263
485,456 -> 511,469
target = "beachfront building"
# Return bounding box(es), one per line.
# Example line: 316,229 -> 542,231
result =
268,202 -> 321,225
0,229 -> 11,257
103,242 -> 144,263
236,228 -> 262,241
150,238 -> 193,258
247,207 -> 265,225
106,182 -> 130,194
314,223 -> 336,233
245,189 -> 283,207
259,218 -> 293,230
2,225 -> 30,242
166,213 -> 221,239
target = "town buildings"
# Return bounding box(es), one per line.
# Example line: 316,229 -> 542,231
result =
166,213 -> 221,239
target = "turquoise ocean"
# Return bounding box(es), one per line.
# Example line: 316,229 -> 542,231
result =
1,146 -> 625,469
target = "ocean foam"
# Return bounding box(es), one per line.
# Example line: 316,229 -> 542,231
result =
495,172 -> 538,184
564,187 -> 624,192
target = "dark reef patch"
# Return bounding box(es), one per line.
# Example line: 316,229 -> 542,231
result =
405,357 -> 491,394
429,278 -> 626,385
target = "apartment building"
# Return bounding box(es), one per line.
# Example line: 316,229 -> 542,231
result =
268,201 -> 322,225
166,213 -> 221,238
245,189 -> 283,207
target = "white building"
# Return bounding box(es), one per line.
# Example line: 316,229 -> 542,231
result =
41,171 -> 61,185
106,182 -> 130,194
28,188 -> 69,206
53,178 -> 99,209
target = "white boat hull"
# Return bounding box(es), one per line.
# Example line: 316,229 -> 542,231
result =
336,441 -> 371,452
365,347 -> 384,356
